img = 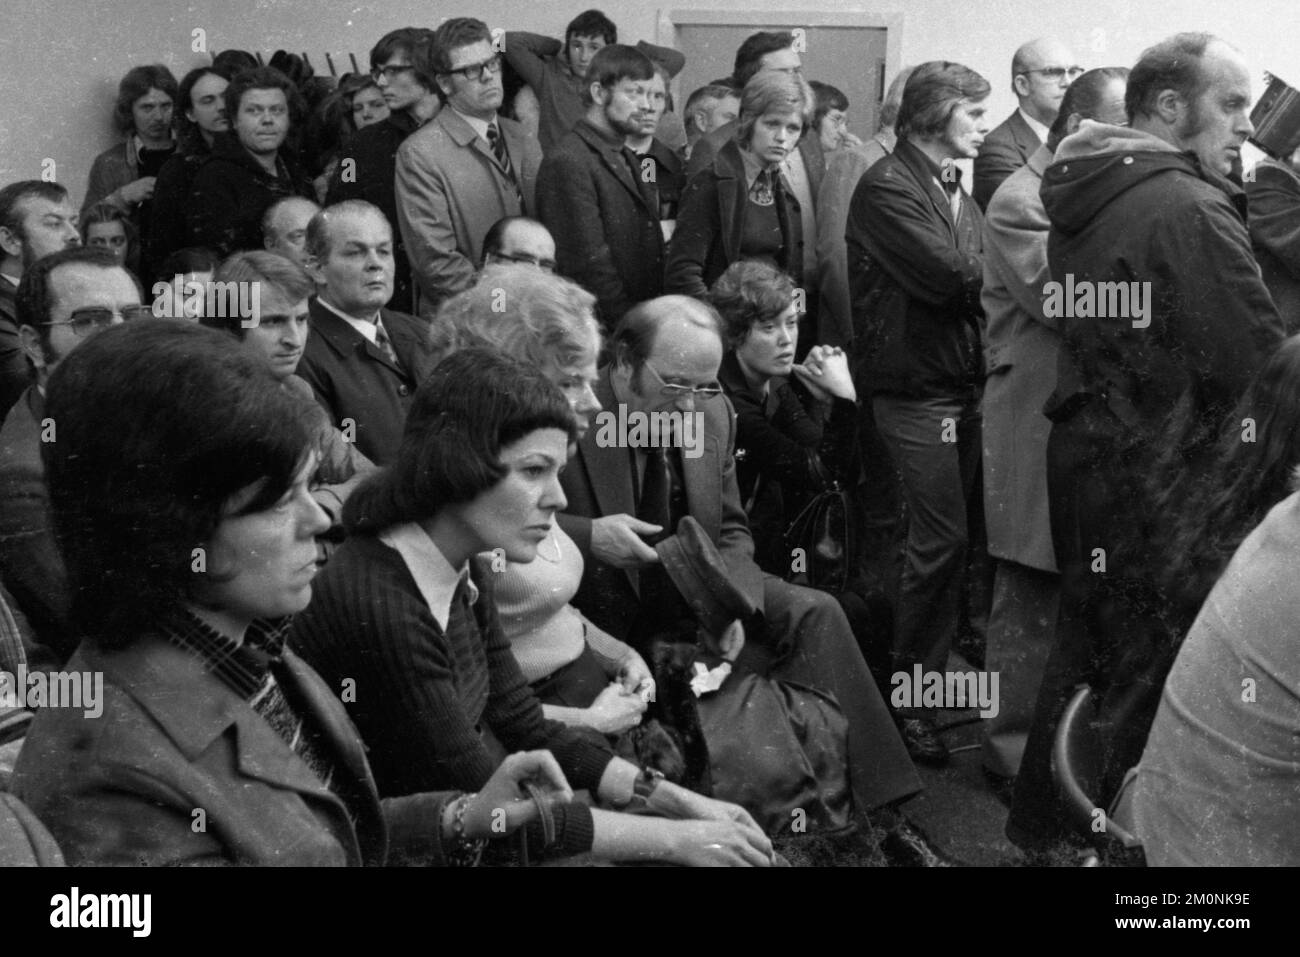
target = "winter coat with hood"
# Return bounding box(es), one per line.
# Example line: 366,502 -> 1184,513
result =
1042,121 -> 1283,453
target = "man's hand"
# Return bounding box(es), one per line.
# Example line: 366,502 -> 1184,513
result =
590,513 -> 662,567
117,176 -> 156,206
617,653 -> 654,698
461,750 -> 574,840
654,782 -> 772,861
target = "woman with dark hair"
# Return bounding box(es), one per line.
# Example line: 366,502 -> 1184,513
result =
291,347 -> 774,865
664,71 -> 814,305
711,261 -> 892,686
303,74 -> 390,202
10,319 -> 570,865
145,67 -> 231,280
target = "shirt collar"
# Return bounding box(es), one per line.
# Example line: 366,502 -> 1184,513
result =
451,106 -> 495,143
901,138 -> 964,194
738,144 -> 771,190
1017,107 -> 1050,145
380,522 -> 479,631
161,610 -> 290,699
317,295 -> 382,345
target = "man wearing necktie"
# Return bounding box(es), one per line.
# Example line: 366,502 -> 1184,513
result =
297,201 -> 439,466
536,45 -> 668,331
395,18 -> 542,317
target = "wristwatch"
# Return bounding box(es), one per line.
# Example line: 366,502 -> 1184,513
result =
623,767 -> 665,813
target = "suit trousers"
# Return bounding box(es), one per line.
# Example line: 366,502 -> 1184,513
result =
872,393 -> 984,699
735,575 -> 922,813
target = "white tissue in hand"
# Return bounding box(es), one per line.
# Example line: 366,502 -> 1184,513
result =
689,660 -> 732,697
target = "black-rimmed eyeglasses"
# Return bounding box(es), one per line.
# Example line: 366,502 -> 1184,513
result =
41,305 -> 153,336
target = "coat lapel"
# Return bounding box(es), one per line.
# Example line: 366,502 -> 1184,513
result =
894,140 -> 958,242
578,122 -> 657,217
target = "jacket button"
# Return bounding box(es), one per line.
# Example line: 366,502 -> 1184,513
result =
398,384 -> 410,396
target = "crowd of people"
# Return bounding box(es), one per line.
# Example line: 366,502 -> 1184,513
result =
0,11 -> 1298,868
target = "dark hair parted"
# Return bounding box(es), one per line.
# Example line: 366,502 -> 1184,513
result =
370,27 -> 439,91
733,31 -> 796,88
432,18 -> 494,76
42,320 -> 319,649
211,50 -> 258,77
810,80 -> 849,129
708,260 -> 797,350
566,9 -> 617,47
344,349 -> 577,535
114,64 -> 178,136
582,45 -> 654,105
0,181 -> 69,238
223,67 -> 306,129
202,250 -> 313,338
176,67 -> 228,151
896,61 -> 991,140
1126,32 -> 1219,123
1048,67 -> 1130,146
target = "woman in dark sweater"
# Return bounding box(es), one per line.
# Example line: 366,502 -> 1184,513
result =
290,348 -> 774,866
663,71 -> 812,301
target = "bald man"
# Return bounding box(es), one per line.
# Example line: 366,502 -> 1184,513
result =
480,215 -> 556,271
262,196 -> 321,268
974,37 -> 1081,209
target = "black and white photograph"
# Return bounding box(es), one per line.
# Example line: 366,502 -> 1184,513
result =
0,0 -> 1290,931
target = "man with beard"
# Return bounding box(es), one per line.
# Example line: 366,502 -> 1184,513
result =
0,183 -> 81,418
624,64 -> 686,246
1007,33 -> 1285,851
536,45 -> 665,330
328,27 -> 440,313
396,18 -> 542,316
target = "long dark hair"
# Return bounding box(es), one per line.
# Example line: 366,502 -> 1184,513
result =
43,320 -> 319,648
343,348 -> 577,535
1150,334 -> 1300,626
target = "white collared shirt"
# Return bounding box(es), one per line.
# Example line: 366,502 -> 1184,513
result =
316,295 -> 382,347
451,106 -> 496,146
380,522 -> 480,632
1017,107 -> 1050,146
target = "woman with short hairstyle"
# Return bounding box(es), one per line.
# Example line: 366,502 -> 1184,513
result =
291,347 -> 774,865
11,320 -> 567,865
664,71 -> 814,301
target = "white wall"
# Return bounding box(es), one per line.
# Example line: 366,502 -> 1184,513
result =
3,0 -> 1297,197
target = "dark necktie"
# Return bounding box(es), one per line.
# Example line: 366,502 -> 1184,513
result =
374,321 -> 404,373
487,123 -> 517,185
637,447 -> 672,544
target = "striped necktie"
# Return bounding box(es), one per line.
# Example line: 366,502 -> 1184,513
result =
487,122 -> 516,185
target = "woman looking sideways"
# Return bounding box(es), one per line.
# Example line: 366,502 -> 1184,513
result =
12,320 -> 566,865
291,348 -> 775,865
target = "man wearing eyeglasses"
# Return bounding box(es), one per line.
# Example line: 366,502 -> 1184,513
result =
396,18 -> 542,318
973,37 -> 1081,210
327,27 -> 440,314
556,294 -> 948,865
0,247 -> 143,666
480,215 -> 557,272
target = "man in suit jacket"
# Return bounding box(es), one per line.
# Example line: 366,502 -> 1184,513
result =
0,248 -> 141,667
395,18 -> 542,317
297,201 -> 439,466
557,295 -> 927,825
973,37 -> 1080,210
977,67 -> 1129,782
328,27 -> 442,315
537,45 -> 667,330
1247,150 -> 1300,333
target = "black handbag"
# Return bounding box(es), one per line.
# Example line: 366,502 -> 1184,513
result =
780,453 -> 856,595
